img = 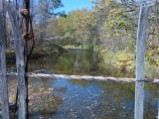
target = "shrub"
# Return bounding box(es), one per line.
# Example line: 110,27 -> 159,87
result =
114,52 -> 135,72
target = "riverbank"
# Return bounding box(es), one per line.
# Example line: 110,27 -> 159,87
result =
62,45 -> 159,79
6,44 -> 159,79
6,42 -> 67,63
99,49 -> 159,79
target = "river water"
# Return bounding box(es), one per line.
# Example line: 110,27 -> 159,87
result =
28,49 -> 134,77
5,49 -> 159,119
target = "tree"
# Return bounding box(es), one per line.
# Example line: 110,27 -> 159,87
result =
48,9 -> 97,47
37,0 -> 63,42
92,0 -> 138,52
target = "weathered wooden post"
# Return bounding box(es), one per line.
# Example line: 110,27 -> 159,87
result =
134,2 -> 149,119
0,11 -> 10,119
157,100 -> 159,119
0,0 -> 10,119
6,2 -> 26,119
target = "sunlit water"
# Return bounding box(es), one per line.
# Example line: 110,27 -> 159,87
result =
4,49 -> 159,118
4,77 -> 159,119
6,78 -> 158,119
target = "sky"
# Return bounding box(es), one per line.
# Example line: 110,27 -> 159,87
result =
58,0 -> 93,13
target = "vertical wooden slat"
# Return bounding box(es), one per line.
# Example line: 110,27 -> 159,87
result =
157,100 -> 159,119
134,5 -> 149,119
6,2 -> 26,119
0,10 -> 10,119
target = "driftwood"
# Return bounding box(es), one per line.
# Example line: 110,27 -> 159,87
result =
135,4 -> 149,119
7,72 -> 159,84
0,9 -> 10,119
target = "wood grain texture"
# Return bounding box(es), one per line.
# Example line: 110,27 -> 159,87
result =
0,10 -> 10,119
135,5 -> 149,119
6,2 -> 26,119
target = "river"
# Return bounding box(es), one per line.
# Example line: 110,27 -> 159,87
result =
4,49 -> 159,119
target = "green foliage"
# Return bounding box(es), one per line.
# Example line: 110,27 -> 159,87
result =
99,47 -> 135,73
92,0 -> 137,52
146,41 -> 159,67
145,62 -> 159,79
113,52 -> 135,72
43,0 -> 159,78
45,0 -> 138,51
47,9 -> 97,47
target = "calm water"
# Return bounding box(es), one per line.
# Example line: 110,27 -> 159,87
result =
5,49 -> 159,119
6,77 -> 159,119
27,49 -> 134,77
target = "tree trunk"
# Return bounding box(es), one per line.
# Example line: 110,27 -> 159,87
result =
6,2 -> 26,119
134,5 -> 149,119
0,10 -> 10,119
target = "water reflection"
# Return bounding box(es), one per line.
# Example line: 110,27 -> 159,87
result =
51,79 -> 159,119
4,49 -> 158,118
22,49 -> 134,77
0,77 -> 159,118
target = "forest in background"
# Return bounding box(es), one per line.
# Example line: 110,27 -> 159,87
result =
6,0 -> 159,78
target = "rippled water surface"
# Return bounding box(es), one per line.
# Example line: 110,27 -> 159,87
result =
5,49 -> 159,118
28,78 -> 159,119
6,77 -> 158,119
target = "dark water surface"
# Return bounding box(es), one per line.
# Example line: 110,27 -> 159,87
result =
5,49 -> 159,118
